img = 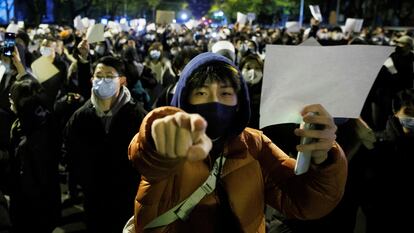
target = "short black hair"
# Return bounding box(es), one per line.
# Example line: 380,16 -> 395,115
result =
239,54 -> 263,70
172,48 -> 200,74
94,56 -> 125,76
16,30 -> 31,47
9,78 -> 44,113
392,88 -> 414,113
184,61 -> 241,105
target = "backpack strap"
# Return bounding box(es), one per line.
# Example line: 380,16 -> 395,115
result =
144,156 -> 226,229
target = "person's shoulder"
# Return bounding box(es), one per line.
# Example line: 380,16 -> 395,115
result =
123,99 -> 148,114
69,100 -> 94,118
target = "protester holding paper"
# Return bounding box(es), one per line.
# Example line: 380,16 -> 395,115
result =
127,52 -> 347,233
67,39 -> 94,99
0,46 -> 30,174
36,38 -> 68,109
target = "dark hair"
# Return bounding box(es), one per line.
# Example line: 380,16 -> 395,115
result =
239,54 -> 263,70
348,37 -> 368,45
9,78 -> 44,113
94,56 -> 125,76
9,77 -> 51,133
16,30 -> 31,47
172,48 -> 200,75
185,61 -> 241,104
187,62 -> 240,90
392,88 -> 414,113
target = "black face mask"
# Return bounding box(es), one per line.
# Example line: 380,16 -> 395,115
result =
187,102 -> 237,140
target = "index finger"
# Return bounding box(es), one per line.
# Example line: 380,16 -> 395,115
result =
174,112 -> 207,134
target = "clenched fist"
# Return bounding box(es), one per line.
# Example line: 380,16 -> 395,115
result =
151,112 -> 212,162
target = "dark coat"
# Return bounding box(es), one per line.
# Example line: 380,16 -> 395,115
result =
366,116 -> 414,232
8,104 -> 61,233
63,98 -> 147,233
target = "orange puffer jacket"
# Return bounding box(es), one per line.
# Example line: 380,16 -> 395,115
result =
128,106 -> 347,233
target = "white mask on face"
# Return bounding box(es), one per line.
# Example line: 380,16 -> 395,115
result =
0,62 -> 11,76
92,77 -> 119,99
399,116 -> 414,131
150,50 -> 161,60
242,68 -> 263,85
40,47 -> 53,57
331,33 -> 344,41
95,45 -> 105,56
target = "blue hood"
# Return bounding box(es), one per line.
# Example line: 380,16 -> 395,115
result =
171,52 -> 251,137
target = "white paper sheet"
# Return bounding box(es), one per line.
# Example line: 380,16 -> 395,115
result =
146,23 -> 156,32
130,19 -> 139,28
309,5 -> 323,22
0,64 -> 6,83
6,23 -> 19,34
184,20 -> 198,30
138,18 -> 147,29
247,13 -> 256,23
31,56 -> 59,83
74,16 -> 84,30
17,21 -> 25,28
237,12 -> 247,25
260,45 -> 394,128
300,37 -> 321,46
344,18 -> 364,33
120,23 -> 130,32
156,10 -> 175,24
86,24 -> 105,44
39,24 -> 49,29
89,19 -> 96,27
81,17 -> 90,28
285,21 -> 300,33
170,23 -> 181,32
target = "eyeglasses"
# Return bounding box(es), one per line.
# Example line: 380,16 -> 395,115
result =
93,76 -> 119,83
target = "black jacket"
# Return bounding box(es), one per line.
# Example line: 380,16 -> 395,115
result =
8,102 -> 61,233
63,98 -> 147,232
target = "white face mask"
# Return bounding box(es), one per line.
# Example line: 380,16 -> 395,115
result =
331,33 -> 344,41
40,47 -> 53,57
95,45 -> 105,55
150,50 -> 161,60
318,32 -> 329,40
92,77 -> 119,99
399,116 -> 414,131
0,62 -> 11,76
242,68 -> 263,85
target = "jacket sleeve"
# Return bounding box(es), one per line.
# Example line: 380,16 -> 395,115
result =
128,106 -> 187,182
259,132 -> 348,220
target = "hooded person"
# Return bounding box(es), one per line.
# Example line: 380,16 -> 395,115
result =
127,52 -> 347,233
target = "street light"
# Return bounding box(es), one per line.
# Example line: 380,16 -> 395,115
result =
180,12 -> 188,21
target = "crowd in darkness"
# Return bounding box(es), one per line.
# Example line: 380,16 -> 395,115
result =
0,17 -> 413,233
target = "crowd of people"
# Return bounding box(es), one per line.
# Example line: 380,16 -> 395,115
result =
0,18 -> 413,233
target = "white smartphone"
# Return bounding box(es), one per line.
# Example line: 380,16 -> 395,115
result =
294,113 -> 318,175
